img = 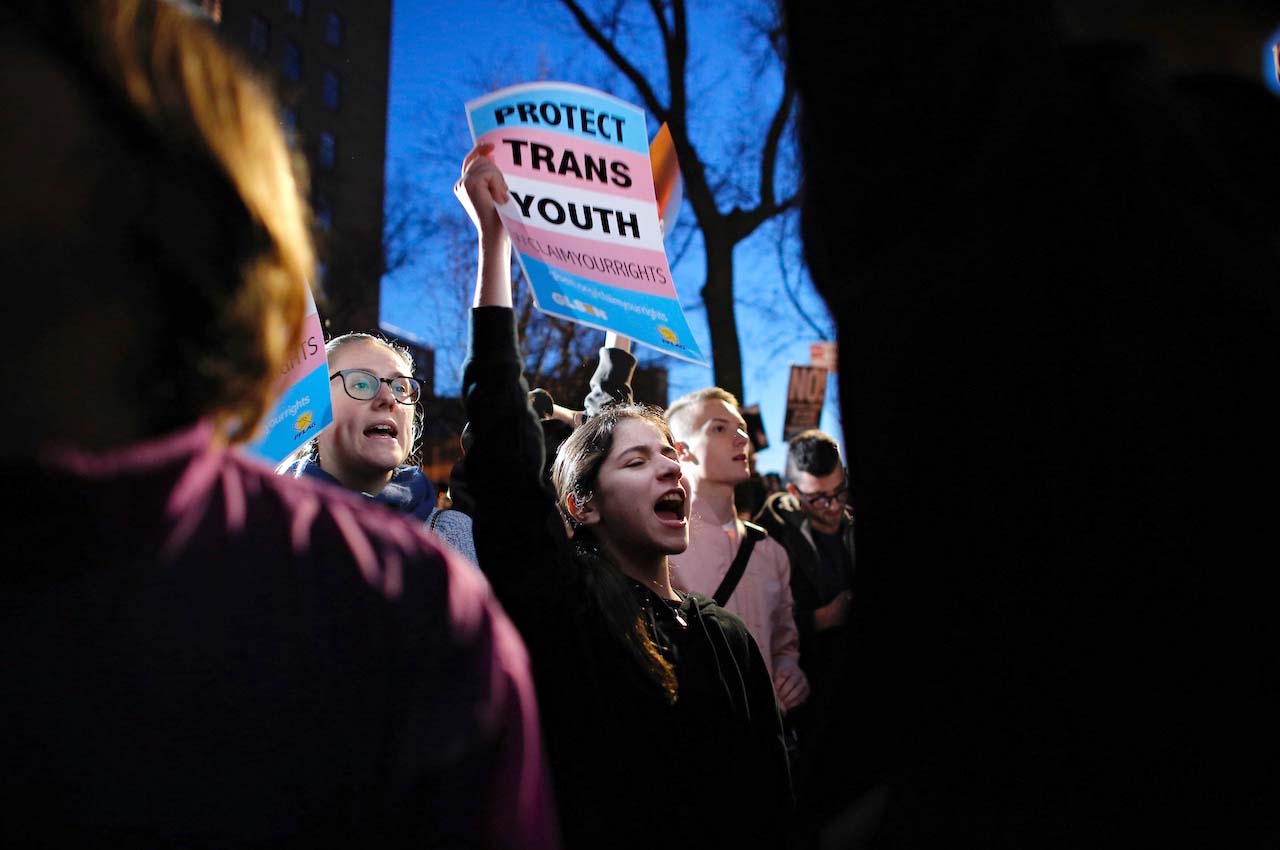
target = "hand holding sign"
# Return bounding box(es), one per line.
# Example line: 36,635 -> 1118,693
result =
466,82 -> 705,364
456,143 -> 515,309
455,142 -> 511,237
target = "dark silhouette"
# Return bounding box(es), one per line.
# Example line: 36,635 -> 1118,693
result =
786,2 -> 1280,846
0,2 -> 553,846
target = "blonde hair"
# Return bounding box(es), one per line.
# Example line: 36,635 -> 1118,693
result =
664,386 -> 741,439
36,0 -> 314,440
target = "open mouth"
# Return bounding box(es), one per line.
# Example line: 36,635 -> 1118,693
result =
654,489 -> 687,525
364,423 -> 399,439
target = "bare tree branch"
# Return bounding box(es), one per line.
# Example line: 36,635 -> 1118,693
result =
758,72 -> 796,214
666,214 -> 700,270
727,190 -> 799,243
646,0 -> 670,46
773,213 -> 831,340
557,0 -> 669,123
667,0 -> 687,120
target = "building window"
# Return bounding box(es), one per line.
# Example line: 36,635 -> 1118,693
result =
314,194 -> 333,231
318,131 -> 336,171
324,11 -> 343,47
248,14 -> 269,56
287,0 -> 305,19
321,70 -> 341,110
283,41 -> 302,82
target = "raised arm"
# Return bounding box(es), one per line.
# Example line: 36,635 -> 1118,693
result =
454,145 -> 572,604
456,142 -> 513,309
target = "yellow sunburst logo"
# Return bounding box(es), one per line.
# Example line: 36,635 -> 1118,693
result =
293,411 -> 314,435
658,326 -> 678,344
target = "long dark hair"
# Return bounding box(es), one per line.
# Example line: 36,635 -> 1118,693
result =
551,403 -> 679,704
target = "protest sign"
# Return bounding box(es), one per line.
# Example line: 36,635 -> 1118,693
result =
649,122 -> 683,233
741,403 -> 769,453
809,341 -> 838,373
466,82 -> 705,364
244,287 -> 333,466
783,365 -> 828,441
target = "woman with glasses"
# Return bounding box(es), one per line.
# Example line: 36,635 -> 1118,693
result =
282,334 -> 477,564
285,334 -> 423,504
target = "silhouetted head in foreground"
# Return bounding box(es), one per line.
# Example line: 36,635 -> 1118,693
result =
0,0 -> 313,458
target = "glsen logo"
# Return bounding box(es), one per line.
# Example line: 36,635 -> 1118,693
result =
266,395 -> 312,430
658,326 -> 678,344
551,291 -> 608,320
294,410 -> 316,437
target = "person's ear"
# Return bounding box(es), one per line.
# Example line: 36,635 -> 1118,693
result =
566,491 -> 600,527
675,440 -> 694,463
786,483 -> 800,499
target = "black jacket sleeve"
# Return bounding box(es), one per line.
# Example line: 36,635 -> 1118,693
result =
736,616 -> 795,838
582,346 -> 637,417
461,306 -> 574,609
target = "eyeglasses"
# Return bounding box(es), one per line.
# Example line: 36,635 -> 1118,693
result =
330,369 -> 421,405
794,477 -> 849,509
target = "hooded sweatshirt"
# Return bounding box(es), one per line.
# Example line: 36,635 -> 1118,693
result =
283,457 -> 435,521
462,306 -> 791,849
283,457 -> 476,567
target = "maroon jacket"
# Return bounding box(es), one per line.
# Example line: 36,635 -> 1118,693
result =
2,421 -> 558,849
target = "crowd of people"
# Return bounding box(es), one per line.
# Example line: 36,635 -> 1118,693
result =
3,0 -> 1277,847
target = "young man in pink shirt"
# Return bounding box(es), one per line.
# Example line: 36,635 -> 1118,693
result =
666,388 -> 810,715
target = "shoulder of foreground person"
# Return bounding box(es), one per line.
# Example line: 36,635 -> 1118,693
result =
15,425 -> 559,848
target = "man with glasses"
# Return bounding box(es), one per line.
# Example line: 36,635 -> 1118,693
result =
756,430 -> 854,741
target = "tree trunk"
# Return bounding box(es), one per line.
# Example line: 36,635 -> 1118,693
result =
701,224 -> 743,400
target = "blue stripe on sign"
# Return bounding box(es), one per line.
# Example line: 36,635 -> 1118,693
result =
468,83 -> 649,156
518,254 -> 706,365
244,364 -> 334,466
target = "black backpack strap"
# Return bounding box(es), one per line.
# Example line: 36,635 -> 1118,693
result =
712,521 -> 768,607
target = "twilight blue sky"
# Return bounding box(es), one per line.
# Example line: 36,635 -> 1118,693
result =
377,5 -> 1280,475
378,0 -> 840,475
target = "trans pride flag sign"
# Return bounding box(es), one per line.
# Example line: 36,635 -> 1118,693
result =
243,287 -> 333,466
467,82 -> 705,364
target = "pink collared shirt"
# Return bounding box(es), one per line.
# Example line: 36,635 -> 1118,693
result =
670,513 -> 807,700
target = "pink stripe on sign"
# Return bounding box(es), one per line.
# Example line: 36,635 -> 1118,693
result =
504,215 -> 676,299
478,127 -> 656,203
277,309 -> 327,393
